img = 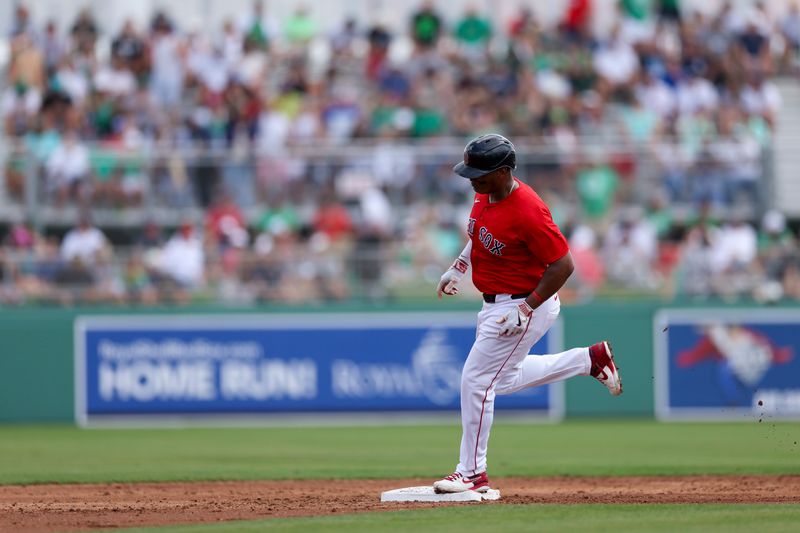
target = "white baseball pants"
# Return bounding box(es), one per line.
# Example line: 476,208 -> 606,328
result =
455,293 -> 591,476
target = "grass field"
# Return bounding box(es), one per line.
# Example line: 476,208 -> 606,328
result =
1,420 -> 798,484
2,420 -> 798,532
121,505 -> 800,533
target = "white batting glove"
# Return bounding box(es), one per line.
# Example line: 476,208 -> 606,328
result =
437,258 -> 469,298
496,301 -> 534,337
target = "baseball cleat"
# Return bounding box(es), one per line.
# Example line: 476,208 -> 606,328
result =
589,341 -> 623,396
433,471 -> 491,493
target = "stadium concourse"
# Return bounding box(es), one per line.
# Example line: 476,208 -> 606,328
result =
1,0 -> 799,306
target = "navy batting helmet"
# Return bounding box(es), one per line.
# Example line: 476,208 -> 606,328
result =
453,133 -> 516,179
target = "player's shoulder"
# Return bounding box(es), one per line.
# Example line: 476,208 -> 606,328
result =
514,180 -> 548,208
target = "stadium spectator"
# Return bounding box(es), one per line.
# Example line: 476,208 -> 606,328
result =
53,213 -> 115,303
562,0 -> 593,41
568,224 -> 606,297
752,210 -> 795,302
508,6 -> 536,38
148,12 -> 184,108
734,16 -> 771,73
41,20 -> 66,74
603,207 -> 659,289
780,2 -> 800,72
10,3 -> 35,39
365,22 -> 392,81
238,0 -> 280,49
575,150 -> 620,226
1,79 -> 41,136
410,0 -> 443,50
220,19 -> 243,68
330,17 -> 359,59
158,221 -> 205,302
656,0 -> 682,25
284,5 -> 317,48
93,54 -> 137,98
674,206 -> 719,298
739,69 -> 782,127
59,213 -> 110,266
51,55 -> 89,105
8,33 -> 45,93
121,250 -> 159,305
70,8 -> 99,58
46,129 -> 91,205
313,192 -> 354,242
453,5 -> 492,59
111,20 -> 148,78
236,36 -> 269,90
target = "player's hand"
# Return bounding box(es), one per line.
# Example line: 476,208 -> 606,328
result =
437,258 -> 469,298
496,301 -> 534,336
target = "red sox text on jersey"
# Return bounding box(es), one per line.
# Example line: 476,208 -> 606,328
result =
467,217 -> 506,256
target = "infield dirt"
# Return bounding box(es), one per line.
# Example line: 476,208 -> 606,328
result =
2,476 -> 799,532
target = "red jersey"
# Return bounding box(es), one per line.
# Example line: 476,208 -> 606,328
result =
468,178 -> 569,294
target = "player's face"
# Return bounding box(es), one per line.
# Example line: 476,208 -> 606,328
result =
469,169 -> 503,194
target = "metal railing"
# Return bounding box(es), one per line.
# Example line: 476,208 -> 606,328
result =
0,135 -> 773,229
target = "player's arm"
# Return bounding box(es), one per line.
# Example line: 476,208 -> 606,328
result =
524,251 -> 574,310
437,240 -> 472,298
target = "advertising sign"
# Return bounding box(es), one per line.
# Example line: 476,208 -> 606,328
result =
75,313 -> 563,426
655,309 -> 800,420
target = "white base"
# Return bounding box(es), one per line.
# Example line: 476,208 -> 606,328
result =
380,486 -> 501,502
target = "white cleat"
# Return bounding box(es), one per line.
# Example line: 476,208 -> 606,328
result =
433,471 -> 491,494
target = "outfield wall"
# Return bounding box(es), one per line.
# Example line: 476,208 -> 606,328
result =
1,302 -> 797,423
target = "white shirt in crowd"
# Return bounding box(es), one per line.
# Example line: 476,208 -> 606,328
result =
46,138 -> 90,185
711,222 -> 758,273
60,225 -> 108,264
198,51 -> 230,93
740,80 -> 782,116
221,29 -> 243,68
635,77 -> 676,118
676,77 -> 719,115
160,231 -> 204,287
93,65 -> 137,97
0,86 -> 41,117
236,49 -> 267,87
54,65 -> 89,104
360,187 -> 393,234
593,39 -> 639,85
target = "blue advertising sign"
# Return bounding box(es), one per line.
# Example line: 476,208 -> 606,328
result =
75,314 -> 563,426
654,310 -> 800,421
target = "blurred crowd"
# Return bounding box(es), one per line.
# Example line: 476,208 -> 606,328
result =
1,0 -> 799,306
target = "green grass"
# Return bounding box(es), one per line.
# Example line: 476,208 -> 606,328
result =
118,505 -> 800,533
0,420 -> 798,485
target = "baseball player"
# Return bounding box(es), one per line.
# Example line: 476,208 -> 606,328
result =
433,133 -> 622,494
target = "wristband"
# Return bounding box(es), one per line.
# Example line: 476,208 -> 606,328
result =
530,290 -> 544,306
452,258 -> 469,274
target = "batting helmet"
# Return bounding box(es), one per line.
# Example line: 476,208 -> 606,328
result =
453,133 -> 516,179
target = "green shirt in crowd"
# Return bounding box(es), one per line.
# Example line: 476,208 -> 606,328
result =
454,15 -> 491,45
576,164 -> 619,219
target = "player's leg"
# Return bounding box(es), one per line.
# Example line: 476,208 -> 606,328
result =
494,347 -> 591,394
492,294 -> 587,393
453,301 -> 541,478
435,310 -> 511,492
495,295 -> 621,395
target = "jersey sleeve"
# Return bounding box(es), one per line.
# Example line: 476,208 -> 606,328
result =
522,203 -> 569,264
